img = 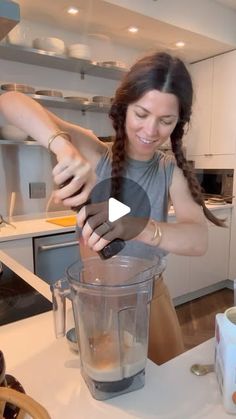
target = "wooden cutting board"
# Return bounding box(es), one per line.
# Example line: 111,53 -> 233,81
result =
46,215 -> 77,227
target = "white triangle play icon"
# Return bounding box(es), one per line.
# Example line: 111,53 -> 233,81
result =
108,197 -> 131,222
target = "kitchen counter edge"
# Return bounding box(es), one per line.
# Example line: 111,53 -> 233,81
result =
0,204 -> 233,242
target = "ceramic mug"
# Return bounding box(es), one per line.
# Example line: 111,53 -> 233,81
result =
224,306 -> 236,325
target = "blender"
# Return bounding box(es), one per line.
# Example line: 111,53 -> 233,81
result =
51,255 -> 165,400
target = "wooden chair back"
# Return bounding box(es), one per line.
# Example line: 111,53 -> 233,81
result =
0,387 -> 51,419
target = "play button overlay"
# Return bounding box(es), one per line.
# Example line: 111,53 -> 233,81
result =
85,177 -> 151,241
108,197 -> 131,222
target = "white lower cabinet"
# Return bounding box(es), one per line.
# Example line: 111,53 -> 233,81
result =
163,254 -> 190,299
189,218 -> 230,293
0,237 -> 34,271
163,208 -> 231,301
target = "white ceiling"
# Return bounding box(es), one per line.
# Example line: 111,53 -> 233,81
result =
215,0 -> 236,10
15,0 -> 236,63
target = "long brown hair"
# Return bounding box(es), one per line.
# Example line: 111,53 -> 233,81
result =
109,52 -> 224,227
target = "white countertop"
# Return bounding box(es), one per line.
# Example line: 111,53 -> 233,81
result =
0,312 -> 229,419
168,203 -> 232,216
0,248 -> 230,418
0,204 -> 232,242
0,211 -> 76,242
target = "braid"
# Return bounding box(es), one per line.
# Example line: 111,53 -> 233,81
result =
109,103 -> 127,199
171,123 -> 226,227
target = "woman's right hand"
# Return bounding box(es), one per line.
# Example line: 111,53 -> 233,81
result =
52,140 -> 96,208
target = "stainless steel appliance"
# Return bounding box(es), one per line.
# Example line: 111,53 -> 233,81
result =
33,232 -> 79,285
195,168 -> 234,202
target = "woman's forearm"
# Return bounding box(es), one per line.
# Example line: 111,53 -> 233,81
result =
137,219 -> 208,256
0,91 -> 72,155
0,92 -> 58,144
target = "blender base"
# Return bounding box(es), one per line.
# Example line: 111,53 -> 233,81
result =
82,369 -> 145,400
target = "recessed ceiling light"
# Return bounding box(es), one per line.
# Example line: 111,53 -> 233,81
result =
175,41 -> 185,48
128,26 -> 139,33
67,7 -> 79,15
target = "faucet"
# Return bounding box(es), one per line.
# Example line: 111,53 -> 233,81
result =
0,214 -> 16,229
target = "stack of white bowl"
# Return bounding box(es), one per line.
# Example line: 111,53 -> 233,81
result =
100,60 -> 128,69
67,43 -> 91,60
92,96 -> 111,105
33,37 -> 66,55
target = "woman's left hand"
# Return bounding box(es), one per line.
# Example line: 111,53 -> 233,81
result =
77,201 -> 145,251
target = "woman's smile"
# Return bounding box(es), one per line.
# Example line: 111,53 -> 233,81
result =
137,135 -> 160,145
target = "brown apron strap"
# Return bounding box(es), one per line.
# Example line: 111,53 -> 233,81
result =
148,277 -> 185,365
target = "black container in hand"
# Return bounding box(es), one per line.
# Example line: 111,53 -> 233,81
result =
60,179 -> 125,259
98,238 -> 125,259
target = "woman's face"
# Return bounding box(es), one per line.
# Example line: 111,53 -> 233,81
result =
125,89 -> 179,160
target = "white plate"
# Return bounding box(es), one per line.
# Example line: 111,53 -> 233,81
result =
64,96 -> 89,103
205,200 -> 227,205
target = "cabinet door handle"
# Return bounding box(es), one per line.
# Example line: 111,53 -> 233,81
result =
38,240 -> 78,251
204,154 -> 213,157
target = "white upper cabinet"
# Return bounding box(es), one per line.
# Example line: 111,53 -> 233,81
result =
186,50 -> 236,158
186,59 -> 213,157
211,51 -> 236,155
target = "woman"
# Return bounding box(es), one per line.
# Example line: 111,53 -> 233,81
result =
0,52 -> 224,364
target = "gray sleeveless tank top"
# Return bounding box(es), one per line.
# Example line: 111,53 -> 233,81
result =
94,144 -> 175,261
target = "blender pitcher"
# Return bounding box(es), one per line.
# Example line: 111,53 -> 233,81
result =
52,255 -> 165,400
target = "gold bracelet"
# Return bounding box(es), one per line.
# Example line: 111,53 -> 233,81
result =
47,131 -> 71,151
150,219 -> 162,245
